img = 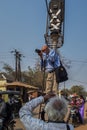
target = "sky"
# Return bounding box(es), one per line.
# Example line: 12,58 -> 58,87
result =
0,0 -> 87,90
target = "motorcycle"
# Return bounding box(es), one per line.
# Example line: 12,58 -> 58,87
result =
68,106 -> 80,127
0,117 -> 16,130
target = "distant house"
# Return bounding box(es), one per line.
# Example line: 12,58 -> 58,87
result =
0,73 -> 7,91
0,73 -> 39,102
5,81 -> 38,102
0,73 -> 14,91
0,80 -> 6,91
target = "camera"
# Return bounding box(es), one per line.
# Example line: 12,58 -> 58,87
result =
35,49 -> 41,54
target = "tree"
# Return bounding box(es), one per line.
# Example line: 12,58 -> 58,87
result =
22,65 -> 44,90
70,85 -> 85,96
2,63 -> 15,80
3,63 -> 14,74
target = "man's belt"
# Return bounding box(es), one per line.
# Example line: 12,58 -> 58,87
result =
49,67 -> 58,73
49,69 -> 55,73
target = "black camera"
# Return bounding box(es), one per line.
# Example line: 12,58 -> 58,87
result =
35,49 -> 41,54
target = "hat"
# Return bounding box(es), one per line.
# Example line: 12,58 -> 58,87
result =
41,45 -> 48,51
71,93 -> 78,98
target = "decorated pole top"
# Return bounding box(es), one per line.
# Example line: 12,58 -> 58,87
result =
44,0 -> 65,49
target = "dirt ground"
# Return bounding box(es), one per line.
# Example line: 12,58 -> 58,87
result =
14,102 -> 87,130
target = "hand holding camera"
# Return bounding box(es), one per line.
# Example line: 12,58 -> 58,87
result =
35,49 -> 42,58
35,49 -> 41,54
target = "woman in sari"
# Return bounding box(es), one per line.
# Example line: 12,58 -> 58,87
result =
79,95 -> 85,123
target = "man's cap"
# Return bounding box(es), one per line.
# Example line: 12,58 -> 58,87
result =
41,45 -> 48,51
71,93 -> 78,98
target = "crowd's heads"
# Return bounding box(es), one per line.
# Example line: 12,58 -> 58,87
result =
44,96 -> 68,121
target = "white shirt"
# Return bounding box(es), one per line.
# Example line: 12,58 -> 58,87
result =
19,96 -> 74,130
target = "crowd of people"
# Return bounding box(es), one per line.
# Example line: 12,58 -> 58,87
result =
68,94 -> 85,124
0,91 -> 86,130
19,92 -> 74,130
0,45 -> 86,130
0,89 -> 86,130
19,91 -> 86,130
18,45 -> 86,130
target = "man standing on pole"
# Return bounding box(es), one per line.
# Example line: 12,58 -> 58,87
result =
36,45 -> 60,94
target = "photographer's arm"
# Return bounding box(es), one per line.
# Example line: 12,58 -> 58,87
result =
38,52 -> 43,59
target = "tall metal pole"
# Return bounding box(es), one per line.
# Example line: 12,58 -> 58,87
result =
44,0 -> 65,94
11,49 -> 24,81
11,49 -> 19,81
18,53 -> 22,81
15,50 -> 19,81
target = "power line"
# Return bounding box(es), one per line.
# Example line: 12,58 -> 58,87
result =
45,0 -> 49,15
69,79 -> 87,84
69,60 -> 87,64
0,51 -> 87,63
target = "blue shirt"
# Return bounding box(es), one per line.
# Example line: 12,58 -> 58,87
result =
41,49 -> 60,72
19,96 -> 74,130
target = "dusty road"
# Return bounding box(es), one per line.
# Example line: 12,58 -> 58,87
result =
14,102 -> 87,130
14,118 -> 25,130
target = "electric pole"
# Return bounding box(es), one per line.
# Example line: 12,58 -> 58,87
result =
44,0 -> 65,93
11,49 -> 24,81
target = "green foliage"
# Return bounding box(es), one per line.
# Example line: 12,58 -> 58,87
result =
3,63 -> 14,74
61,85 -> 87,97
22,66 -> 45,90
2,63 -> 15,80
70,85 -> 87,96
2,63 -> 87,95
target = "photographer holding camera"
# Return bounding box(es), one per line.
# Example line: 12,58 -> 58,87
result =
19,92 -> 74,130
35,45 -> 60,94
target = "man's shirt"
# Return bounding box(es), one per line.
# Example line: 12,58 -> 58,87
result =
41,49 -> 60,72
19,96 -> 74,130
